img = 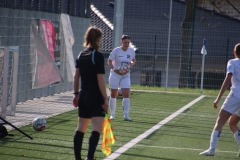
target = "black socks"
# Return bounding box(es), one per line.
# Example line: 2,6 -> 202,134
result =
74,131 -> 84,160
74,130 -> 100,160
87,131 -> 100,160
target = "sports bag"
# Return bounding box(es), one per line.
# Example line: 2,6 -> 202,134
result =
0,124 -> 14,138
0,125 -> 8,138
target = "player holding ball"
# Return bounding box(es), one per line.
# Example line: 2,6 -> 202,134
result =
107,35 -> 136,121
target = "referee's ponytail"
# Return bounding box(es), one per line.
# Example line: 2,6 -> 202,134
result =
83,26 -> 102,51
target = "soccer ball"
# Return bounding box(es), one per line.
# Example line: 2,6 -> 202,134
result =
32,117 -> 46,131
118,87 -> 122,96
118,63 -> 129,74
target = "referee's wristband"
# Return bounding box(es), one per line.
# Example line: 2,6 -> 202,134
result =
73,92 -> 80,95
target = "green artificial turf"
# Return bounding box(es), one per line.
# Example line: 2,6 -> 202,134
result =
0,91 -> 236,160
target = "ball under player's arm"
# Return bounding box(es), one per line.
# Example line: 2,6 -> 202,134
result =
72,68 -> 80,107
108,58 -> 123,75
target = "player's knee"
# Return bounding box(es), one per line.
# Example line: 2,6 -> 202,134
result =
111,94 -> 118,98
121,89 -> 130,97
228,118 -> 237,127
110,90 -> 118,98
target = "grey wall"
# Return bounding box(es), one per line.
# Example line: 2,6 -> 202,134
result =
0,8 -> 90,103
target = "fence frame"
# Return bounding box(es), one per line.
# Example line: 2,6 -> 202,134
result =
1,47 -> 9,119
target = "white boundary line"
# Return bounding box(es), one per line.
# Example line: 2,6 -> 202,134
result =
104,95 -> 205,160
135,144 -> 237,154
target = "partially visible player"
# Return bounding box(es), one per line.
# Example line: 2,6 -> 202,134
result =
200,43 -> 240,157
228,44 -> 240,156
72,26 -> 108,160
108,35 -> 136,121
229,108 -> 240,157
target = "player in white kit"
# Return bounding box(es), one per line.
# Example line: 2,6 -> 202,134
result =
227,43 -> 240,157
229,108 -> 240,157
200,43 -> 240,157
107,35 -> 136,121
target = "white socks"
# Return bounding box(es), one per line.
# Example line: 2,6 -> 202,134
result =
122,98 -> 130,118
209,130 -> 221,150
109,97 -> 116,117
234,130 -> 240,149
109,97 -> 131,118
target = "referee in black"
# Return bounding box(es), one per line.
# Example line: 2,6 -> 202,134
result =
72,26 -> 108,160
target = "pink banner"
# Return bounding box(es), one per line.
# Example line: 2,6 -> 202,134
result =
40,19 -> 55,60
31,20 -> 62,88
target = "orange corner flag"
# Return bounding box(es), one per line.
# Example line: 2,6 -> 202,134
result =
102,113 -> 116,156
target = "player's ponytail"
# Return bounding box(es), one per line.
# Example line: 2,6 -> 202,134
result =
83,26 -> 102,51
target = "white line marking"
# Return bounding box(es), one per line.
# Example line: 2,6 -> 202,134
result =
135,144 -> 237,154
104,95 -> 205,160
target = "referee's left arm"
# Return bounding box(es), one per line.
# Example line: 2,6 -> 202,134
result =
72,68 -> 80,107
73,68 -> 80,94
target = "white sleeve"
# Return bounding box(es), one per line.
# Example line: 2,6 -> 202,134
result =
109,48 -> 117,60
226,60 -> 233,75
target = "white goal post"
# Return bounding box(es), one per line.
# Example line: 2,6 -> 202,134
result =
0,46 -> 19,119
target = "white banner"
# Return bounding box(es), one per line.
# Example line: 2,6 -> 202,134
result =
31,20 -> 62,88
61,14 -> 75,82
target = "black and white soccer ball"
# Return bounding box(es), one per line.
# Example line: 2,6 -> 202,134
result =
32,117 -> 46,131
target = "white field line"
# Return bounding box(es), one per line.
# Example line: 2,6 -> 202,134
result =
104,95 -> 205,160
134,144 -> 237,154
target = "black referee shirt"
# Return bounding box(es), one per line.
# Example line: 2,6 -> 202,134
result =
75,47 -> 105,91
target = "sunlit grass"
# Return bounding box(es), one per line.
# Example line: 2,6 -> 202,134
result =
106,84 -> 229,96
0,91 -> 234,160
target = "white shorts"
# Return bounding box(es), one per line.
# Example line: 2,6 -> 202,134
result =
235,108 -> 240,117
221,93 -> 240,115
109,71 -> 130,89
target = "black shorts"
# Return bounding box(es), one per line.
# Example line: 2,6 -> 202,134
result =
78,90 -> 105,118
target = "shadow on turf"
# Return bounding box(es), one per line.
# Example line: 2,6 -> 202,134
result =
114,152 -> 176,160
0,140 -> 83,158
0,153 -> 45,160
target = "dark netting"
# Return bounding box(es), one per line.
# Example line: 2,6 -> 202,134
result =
91,0 -> 240,88
67,0 -> 76,16
46,0 -> 53,13
38,0 -> 47,12
0,1 -> 4,7
1,0 -> 90,16
67,0 -> 90,17
24,0 -> 32,10
59,0 -> 68,14
4,0 -> 15,9
52,0 -> 58,13
31,0 -> 39,11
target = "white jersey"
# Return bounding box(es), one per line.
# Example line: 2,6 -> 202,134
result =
108,46 -> 136,75
227,58 -> 240,98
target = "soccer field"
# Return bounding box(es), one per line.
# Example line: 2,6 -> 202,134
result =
0,91 -> 238,160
